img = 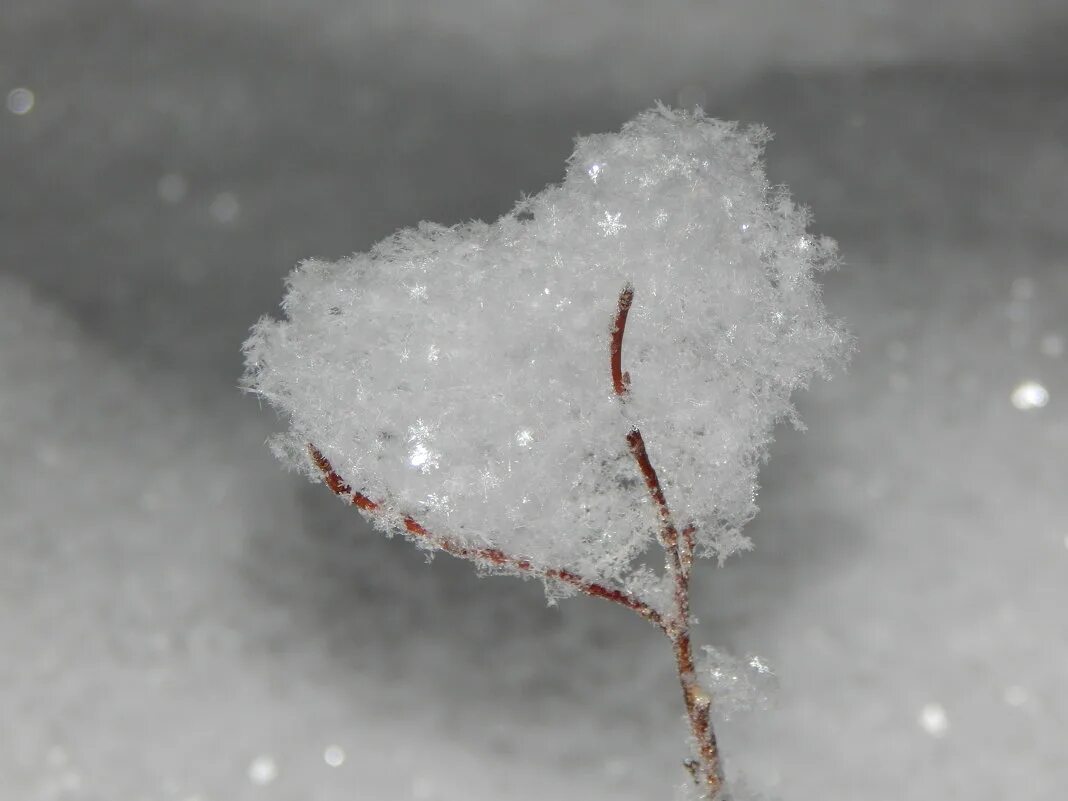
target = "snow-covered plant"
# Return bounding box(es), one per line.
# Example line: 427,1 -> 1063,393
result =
243,104 -> 849,799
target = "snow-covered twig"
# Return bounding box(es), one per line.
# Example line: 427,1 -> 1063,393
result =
309,282 -> 727,795
308,443 -> 664,628
610,283 -> 724,797
244,105 -> 850,799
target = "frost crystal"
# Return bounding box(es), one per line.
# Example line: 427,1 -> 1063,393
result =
243,104 -> 848,595
697,647 -> 779,720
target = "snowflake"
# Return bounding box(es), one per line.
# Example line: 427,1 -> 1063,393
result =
598,211 -> 626,237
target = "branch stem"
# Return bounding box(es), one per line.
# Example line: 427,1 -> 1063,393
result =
308,445 -> 663,628
304,281 -> 724,799
612,284 -> 725,799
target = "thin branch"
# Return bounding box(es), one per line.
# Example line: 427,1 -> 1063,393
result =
626,428 -> 682,571
304,281 -> 724,799
308,445 -> 664,628
611,285 -> 684,569
679,524 -> 696,574
610,284 -> 724,799
611,283 -> 634,396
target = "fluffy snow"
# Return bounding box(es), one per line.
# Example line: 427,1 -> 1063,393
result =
2,3 -> 1067,801
244,106 -> 847,595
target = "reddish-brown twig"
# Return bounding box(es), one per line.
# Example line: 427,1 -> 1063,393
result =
308,445 -> 663,629
611,283 -> 724,798
610,284 -> 634,396
307,281 -> 723,798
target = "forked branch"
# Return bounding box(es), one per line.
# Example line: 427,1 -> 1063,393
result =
308,445 -> 663,628
611,283 -> 724,799
307,282 -> 724,798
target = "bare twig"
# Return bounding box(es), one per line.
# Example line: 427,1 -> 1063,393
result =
308,445 -> 664,628
611,283 -> 724,798
305,281 -> 725,798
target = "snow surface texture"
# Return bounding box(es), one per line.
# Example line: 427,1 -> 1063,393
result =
3,2 -> 1068,801
244,106 -> 848,599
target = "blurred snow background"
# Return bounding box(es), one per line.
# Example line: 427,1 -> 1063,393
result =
2,2 -> 1067,800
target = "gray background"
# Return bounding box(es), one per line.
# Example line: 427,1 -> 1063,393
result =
2,2 -> 1067,800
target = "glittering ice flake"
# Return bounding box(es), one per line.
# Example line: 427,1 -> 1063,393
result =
407,420 -> 441,473
478,468 -> 502,501
598,210 -> 626,237
425,492 -> 452,516
408,442 -> 437,472
747,654 -> 773,675
697,646 -> 778,720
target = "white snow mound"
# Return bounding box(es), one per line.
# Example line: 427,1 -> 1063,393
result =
243,104 -> 849,593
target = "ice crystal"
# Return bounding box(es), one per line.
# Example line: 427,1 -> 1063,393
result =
697,646 -> 779,720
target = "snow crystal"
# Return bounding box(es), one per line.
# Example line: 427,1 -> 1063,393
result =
696,646 -> 778,720
243,104 -> 849,595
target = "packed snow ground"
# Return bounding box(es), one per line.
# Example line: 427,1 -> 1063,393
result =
2,3 -> 1067,800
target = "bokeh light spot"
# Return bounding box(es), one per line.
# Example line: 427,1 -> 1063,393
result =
6,87 -> 35,115
158,173 -> 188,204
323,745 -> 345,767
247,755 -> 278,786
919,703 -> 949,737
1010,380 -> 1049,410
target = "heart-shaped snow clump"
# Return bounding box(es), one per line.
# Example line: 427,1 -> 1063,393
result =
243,104 -> 849,592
